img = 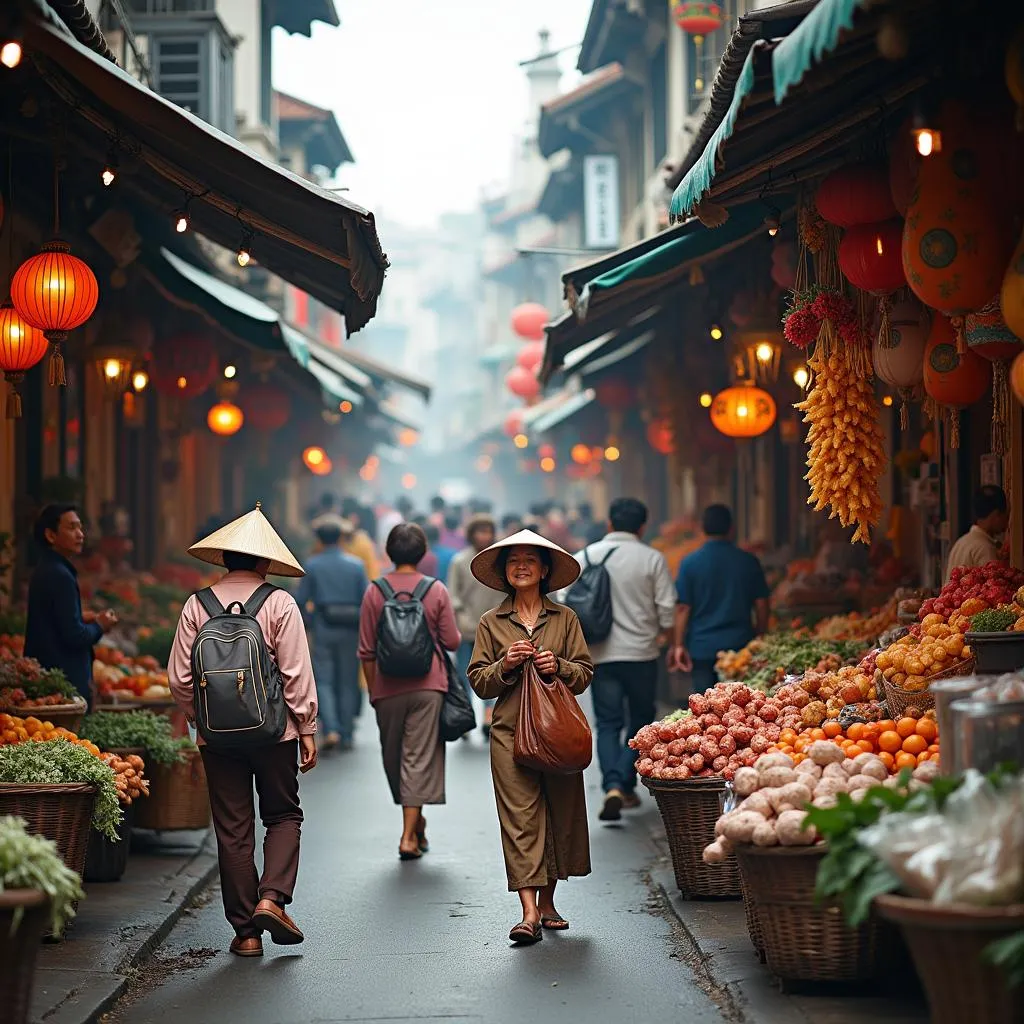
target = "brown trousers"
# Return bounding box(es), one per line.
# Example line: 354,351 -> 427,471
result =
200,740 -> 303,938
374,690 -> 446,806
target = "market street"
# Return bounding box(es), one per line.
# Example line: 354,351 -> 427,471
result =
106,715 -> 724,1024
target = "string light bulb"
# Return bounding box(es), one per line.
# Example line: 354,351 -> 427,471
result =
882,394 -> 894,407
911,104 -> 941,157
793,366 -> 809,389
0,40 -> 22,69
513,433 -> 529,449
540,456 -> 556,473
173,209 -> 189,233
339,400 -> 353,414
764,209 -> 781,237
236,228 -> 254,268
710,324 -> 723,341
101,143 -> 118,187
755,342 -> 774,365
132,369 -> 149,392
223,364 -> 236,379
699,392 -> 713,408
604,445 -> 621,462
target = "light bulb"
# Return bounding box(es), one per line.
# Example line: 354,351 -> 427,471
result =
174,210 -> 189,233
710,324 -> 723,341
101,166 -> 116,187
695,76 -> 704,91
103,359 -> 121,380
513,433 -> 529,449
339,400 -> 353,414
793,366 -> 809,389
132,370 -> 149,392
755,342 -> 774,364
223,364 -> 237,379
876,235 -> 884,255
540,456 -> 556,473
176,375 -> 188,390
237,246 -> 251,268
883,395 -> 894,407
737,404 -> 749,418
699,392 -> 713,408
604,446 -> 621,462
1,41 -> 22,69
913,127 -> 941,157
764,211 -> 781,237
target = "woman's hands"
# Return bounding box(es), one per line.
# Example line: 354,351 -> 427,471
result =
501,639 -> 536,674
533,648 -> 558,679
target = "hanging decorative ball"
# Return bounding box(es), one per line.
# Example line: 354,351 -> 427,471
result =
872,300 -> 929,429
671,1 -> 723,35
239,383 -> 292,431
570,443 -> 593,465
505,364 -> 540,401
966,299 -> 1022,363
151,332 -> 218,398
11,240 -> 99,386
516,340 -> 545,372
839,220 -> 906,295
595,377 -> 634,412
815,164 -> 897,227
207,400 -> 244,437
888,117 -> 919,216
503,409 -> 524,438
709,384 -> 777,438
0,302 -> 47,418
510,302 -> 550,342
646,417 -> 676,455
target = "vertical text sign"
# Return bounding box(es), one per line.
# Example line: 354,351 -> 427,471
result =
583,155 -> 620,250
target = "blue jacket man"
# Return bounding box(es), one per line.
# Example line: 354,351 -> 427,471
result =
296,516 -> 369,750
24,504 -> 118,705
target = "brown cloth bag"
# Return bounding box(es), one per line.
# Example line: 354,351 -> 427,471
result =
513,660 -> 593,774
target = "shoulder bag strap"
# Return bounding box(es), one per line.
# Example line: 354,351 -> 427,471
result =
412,577 -> 438,601
373,578 -> 396,600
600,547 -> 618,566
243,582 -> 278,616
194,588 -> 225,619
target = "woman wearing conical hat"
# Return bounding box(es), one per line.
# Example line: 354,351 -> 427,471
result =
167,503 -> 318,959
467,530 -> 594,946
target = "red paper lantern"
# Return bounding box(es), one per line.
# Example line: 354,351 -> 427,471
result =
839,220 -> 907,295
595,378 -> 634,412
207,400 -> 244,436
503,409 -> 524,438
510,303 -> 550,342
239,382 -> 292,431
151,333 -> 218,398
815,164 -> 897,227
516,340 -> 545,372
0,302 -> 47,418
505,364 -> 540,401
671,2 -> 723,35
923,315 -> 991,408
709,385 -> 776,438
646,418 -> 675,455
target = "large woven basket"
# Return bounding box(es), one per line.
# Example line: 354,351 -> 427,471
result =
883,658 -> 974,718
133,747 -> 210,831
740,874 -> 765,961
875,895 -> 1024,1024
0,890 -> 50,1024
643,776 -> 741,898
0,783 -> 96,876
736,845 -> 889,986
4,700 -> 87,734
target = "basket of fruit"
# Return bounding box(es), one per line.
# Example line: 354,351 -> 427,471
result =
133,742 -> 210,832
0,659 -> 87,733
876,621 -> 974,716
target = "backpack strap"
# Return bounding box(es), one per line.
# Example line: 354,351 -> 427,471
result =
599,547 -> 618,566
373,578 -> 397,601
582,549 -> 593,568
194,587 -> 225,619
243,582 -> 278,616
412,577 -> 438,601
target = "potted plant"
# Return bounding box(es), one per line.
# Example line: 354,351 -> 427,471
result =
0,815 -> 85,1023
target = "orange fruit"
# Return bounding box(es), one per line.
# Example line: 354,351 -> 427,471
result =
811,728 -> 826,741
823,721 -> 843,738
896,717 -> 918,739
917,751 -> 931,765
878,731 -> 903,754
902,734 -> 927,756
895,751 -> 917,772
928,743 -> 941,755
847,723 -> 865,742
780,729 -> 798,745
876,719 -> 896,734
915,719 -> 938,742
878,751 -> 896,771
857,738 -> 875,753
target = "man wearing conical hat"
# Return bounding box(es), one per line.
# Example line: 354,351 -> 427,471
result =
168,503 -> 318,959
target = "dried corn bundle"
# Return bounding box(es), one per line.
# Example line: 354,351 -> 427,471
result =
795,351 -> 885,544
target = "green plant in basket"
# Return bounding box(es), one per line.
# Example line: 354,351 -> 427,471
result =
0,740 -> 122,841
0,659 -> 79,703
78,711 -> 188,767
0,815 -> 84,934
969,607 -> 1017,633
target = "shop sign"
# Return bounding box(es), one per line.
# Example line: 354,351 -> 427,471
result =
583,155 -> 620,250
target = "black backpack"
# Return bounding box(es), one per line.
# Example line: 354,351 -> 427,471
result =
564,547 -> 617,643
372,577 -> 438,678
190,583 -> 287,748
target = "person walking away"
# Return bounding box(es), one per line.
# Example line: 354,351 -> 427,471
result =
468,530 -> 593,945
167,504 -> 318,958
298,516 -> 368,751
945,485 -> 1009,583
440,512 -> 464,553
568,498 -> 675,822
669,505 -> 769,694
418,523 -> 442,578
24,504 -> 118,707
448,515 -> 499,733
358,523 -> 460,860
335,502 -> 379,580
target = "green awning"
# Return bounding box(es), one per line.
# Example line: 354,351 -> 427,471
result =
579,330 -> 654,377
305,357 -> 363,407
531,389 -> 596,434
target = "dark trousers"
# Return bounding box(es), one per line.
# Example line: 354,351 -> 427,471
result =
312,634 -> 361,741
200,740 -> 303,939
591,660 -> 658,794
690,659 -> 718,695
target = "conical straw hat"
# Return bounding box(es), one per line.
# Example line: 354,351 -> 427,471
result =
470,529 -> 580,592
188,502 -> 305,578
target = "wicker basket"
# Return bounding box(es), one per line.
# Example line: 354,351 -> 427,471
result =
133,747 -> 210,831
736,845 -> 889,985
883,658 -> 974,718
3,700 -> 87,734
0,783 -> 97,876
875,895 -> 1024,1024
0,889 -> 50,1024
740,874 -> 766,961
643,776 -> 741,898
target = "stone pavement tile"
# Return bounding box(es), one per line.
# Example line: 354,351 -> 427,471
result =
29,829 -> 217,1024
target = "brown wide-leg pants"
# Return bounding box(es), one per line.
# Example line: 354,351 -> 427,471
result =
200,739 -> 303,938
373,690 -> 446,806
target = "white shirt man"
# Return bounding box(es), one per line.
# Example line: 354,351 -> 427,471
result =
944,486 -> 1009,584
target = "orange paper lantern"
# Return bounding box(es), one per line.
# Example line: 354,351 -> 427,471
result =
516,340 -> 545,372
11,240 -> 99,386
207,400 -> 244,436
710,385 -> 776,438
923,315 -> 991,408
0,302 -> 47,418
505,364 -> 540,401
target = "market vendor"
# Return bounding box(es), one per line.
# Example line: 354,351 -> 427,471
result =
669,504 -> 770,693
944,486 -> 1008,583
24,504 -> 118,706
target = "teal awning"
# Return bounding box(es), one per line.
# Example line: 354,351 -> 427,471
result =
772,0 -> 863,104
305,357 -> 364,407
579,330 -> 654,377
531,389 -> 596,434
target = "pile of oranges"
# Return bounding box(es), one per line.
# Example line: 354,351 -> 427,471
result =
771,716 -> 939,774
0,713 -> 103,757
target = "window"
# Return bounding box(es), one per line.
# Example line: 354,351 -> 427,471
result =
651,42 -> 668,166
149,24 -> 234,133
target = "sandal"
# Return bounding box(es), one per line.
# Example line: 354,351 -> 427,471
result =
541,916 -> 569,931
416,816 -> 429,853
509,921 -> 543,945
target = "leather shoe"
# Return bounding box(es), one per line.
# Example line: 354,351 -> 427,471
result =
229,935 -> 263,957
251,898 -> 304,945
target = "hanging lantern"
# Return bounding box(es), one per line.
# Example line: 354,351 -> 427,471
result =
923,315 -> 991,449
238,382 -> 291,432
91,343 -> 137,401
815,164 -> 897,227
207,400 -> 244,437
302,445 -> 328,472
503,409 -> 524,438
646,417 -> 675,455
10,241 -> 99,386
0,302 -> 47,418
570,443 -> 593,465
709,384 -> 776,438
671,2 -> 723,34
516,340 -> 545,372
966,298 -> 1022,455
595,377 -> 634,412
872,300 -> 929,429
510,302 -> 550,341
505,364 -> 540,401
839,220 -> 906,295
151,333 -> 218,398
398,427 -> 419,447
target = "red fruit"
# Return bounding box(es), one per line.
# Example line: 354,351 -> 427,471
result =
750,735 -> 770,754
688,694 -> 709,716
764,724 -> 781,742
722,767 -> 736,781
718,734 -> 737,755
677,764 -> 692,780
730,725 -> 755,745
705,724 -> 727,741
666,755 -> 683,768
688,753 -> 705,772
678,718 -> 701,738
650,743 -> 668,761
700,739 -> 721,761
759,703 -> 780,722
637,758 -> 654,776
685,735 -> 702,753
700,713 -> 722,728
667,739 -> 686,757
658,723 -> 676,741
712,755 -> 728,772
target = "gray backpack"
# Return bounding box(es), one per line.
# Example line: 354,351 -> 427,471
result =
191,583 -> 287,748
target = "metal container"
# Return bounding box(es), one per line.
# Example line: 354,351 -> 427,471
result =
949,698 -> 1024,775
931,676 -> 989,775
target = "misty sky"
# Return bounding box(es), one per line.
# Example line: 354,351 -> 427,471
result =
273,0 -> 593,227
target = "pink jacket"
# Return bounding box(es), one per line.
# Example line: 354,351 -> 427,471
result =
168,571 -> 318,743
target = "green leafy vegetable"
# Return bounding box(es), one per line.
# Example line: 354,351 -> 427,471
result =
661,709 -> 692,723
969,608 -> 1017,633
983,931 -> 1024,990
78,711 -> 189,767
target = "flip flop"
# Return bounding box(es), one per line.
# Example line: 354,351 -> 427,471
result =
541,916 -> 569,931
509,921 -> 543,945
